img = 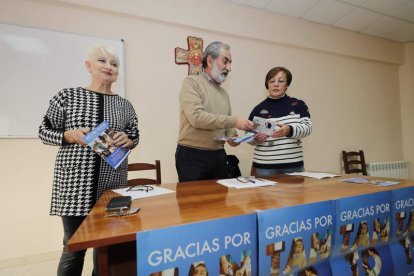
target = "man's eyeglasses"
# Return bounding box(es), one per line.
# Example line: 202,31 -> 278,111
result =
126,185 -> 154,192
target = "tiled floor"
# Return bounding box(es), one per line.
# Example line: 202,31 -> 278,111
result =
0,251 -> 93,276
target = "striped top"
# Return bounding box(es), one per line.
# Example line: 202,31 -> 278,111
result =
248,95 -> 312,169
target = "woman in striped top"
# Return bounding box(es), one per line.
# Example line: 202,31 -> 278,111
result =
248,67 -> 312,176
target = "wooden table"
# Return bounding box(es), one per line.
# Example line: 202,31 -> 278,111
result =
67,174 -> 414,275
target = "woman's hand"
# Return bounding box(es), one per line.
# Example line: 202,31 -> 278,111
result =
64,128 -> 90,146
271,123 -> 290,138
253,132 -> 268,144
112,131 -> 133,149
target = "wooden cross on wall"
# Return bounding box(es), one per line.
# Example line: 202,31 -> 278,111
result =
175,36 -> 203,75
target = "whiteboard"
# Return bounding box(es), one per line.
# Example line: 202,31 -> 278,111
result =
0,23 -> 125,138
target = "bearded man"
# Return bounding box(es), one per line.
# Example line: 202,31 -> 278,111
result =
175,41 -> 254,182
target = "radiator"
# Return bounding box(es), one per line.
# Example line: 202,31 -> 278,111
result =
366,161 -> 410,179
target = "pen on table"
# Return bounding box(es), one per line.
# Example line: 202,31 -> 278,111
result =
248,177 -> 256,183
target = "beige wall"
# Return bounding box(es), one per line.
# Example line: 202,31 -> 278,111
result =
0,0 -> 412,262
400,43 -> 414,178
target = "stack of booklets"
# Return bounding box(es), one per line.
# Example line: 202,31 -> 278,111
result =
341,177 -> 400,186
286,171 -> 340,179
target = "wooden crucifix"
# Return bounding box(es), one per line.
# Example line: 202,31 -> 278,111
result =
175,36 -> 203,75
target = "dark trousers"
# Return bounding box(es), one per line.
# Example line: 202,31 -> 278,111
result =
175,145 -> 229,182
58,216 -> 98,276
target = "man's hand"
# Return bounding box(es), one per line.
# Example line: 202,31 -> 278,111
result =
227,138 -> 240,147
235,118 -> 255,131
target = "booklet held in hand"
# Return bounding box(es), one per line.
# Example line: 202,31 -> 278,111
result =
253,116 -> 280,135
83,121 -> 130,169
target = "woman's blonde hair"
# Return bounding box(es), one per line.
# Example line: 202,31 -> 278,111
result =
87,44 -> 119,65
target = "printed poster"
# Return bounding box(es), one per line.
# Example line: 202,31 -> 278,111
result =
390,187 -> 414,275
330,244 -> 394,275
331,191 -> 392,257
257,200 -> 335,276
136,214 -> 257,276
296,260 -> 331,276
330,191 -> 394,275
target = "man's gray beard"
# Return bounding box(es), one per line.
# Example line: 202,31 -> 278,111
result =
211,62 -> 227,84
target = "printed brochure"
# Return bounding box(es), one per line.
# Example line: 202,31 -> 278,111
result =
83,121 -> 130,169
253,116 -> 280,135
342,177 -> 400,186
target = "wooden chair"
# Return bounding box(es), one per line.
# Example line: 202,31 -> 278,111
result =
342,150 -> 367,175
127,160 -> 161,186
250,162 -> 256,177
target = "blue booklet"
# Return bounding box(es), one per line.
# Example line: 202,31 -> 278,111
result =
83,121 -> 130,169
342,178 -> 400,186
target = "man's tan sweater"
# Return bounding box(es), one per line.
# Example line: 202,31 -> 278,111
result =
178,73 -> 237,150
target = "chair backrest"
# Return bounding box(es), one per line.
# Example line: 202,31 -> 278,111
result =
127,160 -> 161,186
342,150 -> 367,175
250,162 -> 256,177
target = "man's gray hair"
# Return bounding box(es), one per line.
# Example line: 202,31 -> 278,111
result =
202,41 -> 230,69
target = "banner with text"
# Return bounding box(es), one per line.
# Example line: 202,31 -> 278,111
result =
330,191 -> 394,275
330,244 -> 394,275
136,214 -> 257,276
332,191 -> 392,256
390,186 -> 414,275
257,200 -> 335,275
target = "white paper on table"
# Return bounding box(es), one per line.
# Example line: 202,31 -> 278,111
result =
286,171 -> 340,179
112,185 -> 175,200
217,178 -> 277,189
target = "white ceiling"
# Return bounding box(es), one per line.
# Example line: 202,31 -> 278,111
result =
222,0 -> 414,43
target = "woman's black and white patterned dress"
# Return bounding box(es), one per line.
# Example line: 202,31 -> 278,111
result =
39,87 -> 139,216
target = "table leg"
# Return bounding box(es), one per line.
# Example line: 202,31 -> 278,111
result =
96,242 -> 136,276
98,246 -> 109,276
